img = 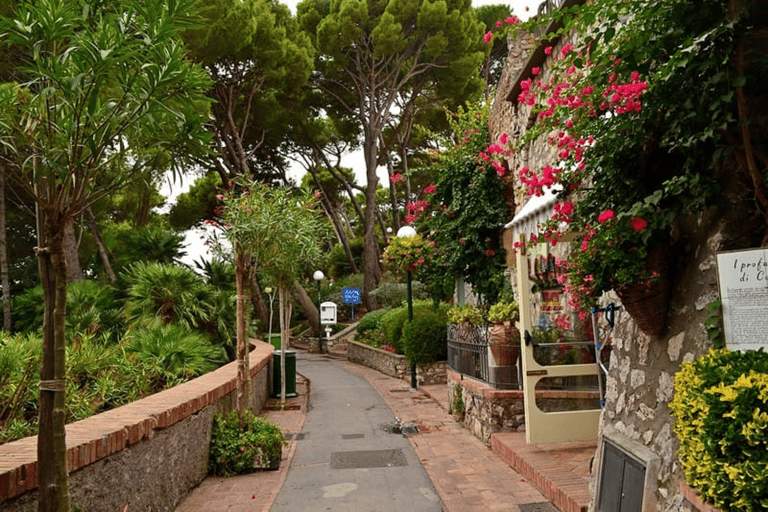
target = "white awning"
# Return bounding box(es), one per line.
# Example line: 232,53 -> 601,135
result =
504,184 -> 562,238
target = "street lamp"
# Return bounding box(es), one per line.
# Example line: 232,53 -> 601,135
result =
396,225 -> 418,389
313,270 -> 325,353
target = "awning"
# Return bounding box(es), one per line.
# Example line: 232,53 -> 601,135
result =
504,184 -> 562,238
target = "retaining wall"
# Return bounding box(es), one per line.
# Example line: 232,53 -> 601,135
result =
347,341 -> 447,386
0,341 -> 274,512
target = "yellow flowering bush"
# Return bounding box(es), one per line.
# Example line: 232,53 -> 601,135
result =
670,349 -> 768,510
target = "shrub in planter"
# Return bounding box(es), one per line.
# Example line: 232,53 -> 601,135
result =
209,410 -> 287,476
402,309 -> 448,365
670,348 -> 768,511
356,308 -> 390,337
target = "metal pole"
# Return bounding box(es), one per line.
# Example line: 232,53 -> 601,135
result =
407,270 -> 416,389
317,280 -> 322,353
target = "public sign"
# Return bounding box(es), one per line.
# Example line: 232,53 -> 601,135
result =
342,287 -> 362,304
716,247 -> 768,352
320,301 -> 337,325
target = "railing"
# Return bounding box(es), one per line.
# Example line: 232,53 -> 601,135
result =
447,324 -> 489,384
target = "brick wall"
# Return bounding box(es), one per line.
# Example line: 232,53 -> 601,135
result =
0,340 -> 274,512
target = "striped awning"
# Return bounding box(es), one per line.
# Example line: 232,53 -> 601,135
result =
504,185 -> 562,238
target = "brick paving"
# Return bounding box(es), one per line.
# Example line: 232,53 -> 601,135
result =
176,353 -> 596,512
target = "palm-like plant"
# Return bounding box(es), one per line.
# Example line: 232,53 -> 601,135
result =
123,262 -> 211,329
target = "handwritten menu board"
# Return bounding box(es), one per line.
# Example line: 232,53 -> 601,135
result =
716,247 -> 768,352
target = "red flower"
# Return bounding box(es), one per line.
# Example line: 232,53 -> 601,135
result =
597,209 -> 615,223
544,46 -> 552,55
423,183 -> 436,195
630,216 -> 648,231
484,31 -> 493,44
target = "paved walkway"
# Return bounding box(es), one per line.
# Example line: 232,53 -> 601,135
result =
176,350 -> 595,512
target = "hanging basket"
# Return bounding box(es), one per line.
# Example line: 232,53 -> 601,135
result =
616,244 -> 671,336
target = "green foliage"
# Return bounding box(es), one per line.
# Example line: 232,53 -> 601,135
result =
670,349 -> 768,511
450,382 -> 465,417
381,233 -> 435,277
326,237 -> 364,279
168,171 -> 223,230
426,104 -> 508,303
208,409 -> 286,476
447,303 -> 486,325
486,301 -> 519,323
356,308 -> 390,337
0,333 -> 41,433
369,279 -> 428,308
705,299 -> 725,349
402,308 -> 448,365
123,262 -> 212,329
379,307 -> 410,353
123,324 -> 227,390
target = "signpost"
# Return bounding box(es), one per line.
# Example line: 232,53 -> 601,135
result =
716,247 -> 768,352
342,287 -> 362,321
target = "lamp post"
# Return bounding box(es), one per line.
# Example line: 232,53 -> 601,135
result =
313,270 -> 325,353
396,225 -> 418,389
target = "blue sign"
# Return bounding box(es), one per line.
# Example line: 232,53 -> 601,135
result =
342,287 -> 362,304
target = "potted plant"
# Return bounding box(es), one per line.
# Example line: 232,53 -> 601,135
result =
208,410 -> 287,476
487,301 -> 520,367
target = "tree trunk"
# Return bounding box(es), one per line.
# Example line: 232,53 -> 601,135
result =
37,215 -> 70,512
0,170 -> 11,331
248,274 -> 270,326
362,138 -> 380,312
234,250 -> 252,413
85,207 -> 117,284
62,216 -> 82,282
291,279 -> 319,337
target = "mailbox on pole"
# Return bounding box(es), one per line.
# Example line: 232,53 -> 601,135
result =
320,302 -> 337,325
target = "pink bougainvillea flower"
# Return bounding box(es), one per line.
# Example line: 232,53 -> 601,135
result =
598,209 -> 615,223
630,216 -> 648,231
499,132 -> 508,144
423,183 -> 436,195
544,46 -> 552,55
505,16 -> 519,24
484,31 -> 493,43
531,67 -> 540,76
496,20 -> 503,28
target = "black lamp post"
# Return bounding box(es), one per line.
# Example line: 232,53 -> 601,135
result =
396,226 -> 418,389
313,270 -> 324,353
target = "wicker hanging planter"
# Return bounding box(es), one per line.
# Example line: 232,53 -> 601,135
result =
615,243 -> 671,336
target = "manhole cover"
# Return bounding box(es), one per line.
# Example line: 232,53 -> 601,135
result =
341,433 -> 365,440
331,449 -> 408,470
519,503 -> 558,512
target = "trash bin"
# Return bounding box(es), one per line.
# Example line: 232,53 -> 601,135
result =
271,350 -> 298,398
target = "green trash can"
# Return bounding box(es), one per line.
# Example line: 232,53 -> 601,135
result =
271,350 -> 298,398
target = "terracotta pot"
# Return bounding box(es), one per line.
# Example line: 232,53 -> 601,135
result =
488,323 -> 520,366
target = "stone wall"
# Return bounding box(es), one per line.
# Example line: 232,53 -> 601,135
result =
0,341 -> 274,512
347,341 -> 447,386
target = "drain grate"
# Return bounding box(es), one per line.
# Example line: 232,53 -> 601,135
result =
380,421 -> 419,436
519,503 -> 559,512
283,432 -> 308,441
341,433 -> 365,440
331,449 -> 408,470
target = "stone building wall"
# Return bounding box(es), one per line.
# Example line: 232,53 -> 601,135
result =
488,27 -> 739,512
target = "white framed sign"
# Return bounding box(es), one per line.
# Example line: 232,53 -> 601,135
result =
716,247 -> 768,352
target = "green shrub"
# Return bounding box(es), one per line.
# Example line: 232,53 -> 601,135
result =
0,333 -> 41,431
670,348 -> 768,511
209,409 -> 286,476
356,308 -> 389,336
447,303 -> 486,325
123,324 -> 227,389
402,308 -> 448,365
379,306 -> 409,353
